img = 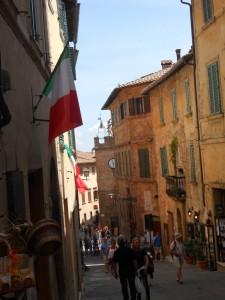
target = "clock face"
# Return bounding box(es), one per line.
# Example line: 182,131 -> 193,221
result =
108,158 -> 116,169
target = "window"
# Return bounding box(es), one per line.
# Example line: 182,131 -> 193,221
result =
160,147 -> 169,177
185,79 -> 191,113
138,149 -> 150,178
82,193 -> 85,205
208,62 -> 222,114
158,96 -> 165,124
120,102 -> 127,120
189,143 -> 196,183
90,212 -> 93,219
171,89 -> 177,120
93,190 -> 99,201
56,0 -> 68,41
202,0 -> 213,23
88,190 -> 92,203
84,213 -> 87,222
129,96 -> 150,116
29,0 -> 38,40
128,150 -> 132,176
92,167 -> 95,175
68,130 -> 75,149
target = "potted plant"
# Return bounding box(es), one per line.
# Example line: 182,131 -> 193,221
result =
184,239 -> 196,264
195,240 -> 208,270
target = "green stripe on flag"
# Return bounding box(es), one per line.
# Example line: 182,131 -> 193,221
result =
43,43 -> 70,97
64,144 -> 74,158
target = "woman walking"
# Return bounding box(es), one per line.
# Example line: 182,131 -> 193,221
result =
170,233 -> 185,284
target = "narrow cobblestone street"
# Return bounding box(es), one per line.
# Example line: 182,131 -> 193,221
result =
83,256 -> 225,300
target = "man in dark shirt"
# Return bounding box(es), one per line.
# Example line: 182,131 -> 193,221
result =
113,235 -> 136,300
132,237 -> 150,300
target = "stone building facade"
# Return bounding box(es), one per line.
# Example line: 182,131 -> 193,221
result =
191,0 -> 225,265
0,1 -> 82,299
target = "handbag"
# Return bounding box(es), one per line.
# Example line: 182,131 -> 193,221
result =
135,275 -> 145,294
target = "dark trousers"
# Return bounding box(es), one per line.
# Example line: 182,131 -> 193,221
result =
119,273 -> 136,300
137,273 -> 150,300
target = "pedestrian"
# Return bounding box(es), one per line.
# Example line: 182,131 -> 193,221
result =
108,238 -> 117,275
132,237 -> 150,300
113,235 -> 136,300
170,232 -> 185,284
153,232 -> 162,260
101,237 -> 109,273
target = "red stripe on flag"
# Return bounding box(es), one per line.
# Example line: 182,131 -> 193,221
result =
48,90 -> 82,144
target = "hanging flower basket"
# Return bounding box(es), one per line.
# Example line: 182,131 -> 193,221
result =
26,219 -> 61,256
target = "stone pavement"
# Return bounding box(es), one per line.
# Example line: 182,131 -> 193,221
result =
83,255 -> 225,300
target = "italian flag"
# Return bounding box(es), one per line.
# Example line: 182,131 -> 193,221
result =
43,45 -> 82,144
64,144 -> 88,194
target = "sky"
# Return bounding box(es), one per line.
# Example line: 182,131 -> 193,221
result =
75,0 -> 192,152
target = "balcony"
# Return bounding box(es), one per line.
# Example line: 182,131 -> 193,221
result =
166,176 -> 186,201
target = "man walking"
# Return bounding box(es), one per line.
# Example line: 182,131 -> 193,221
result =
113,235 -> 136,300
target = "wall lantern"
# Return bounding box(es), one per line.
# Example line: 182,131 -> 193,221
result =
194,211 -> 200,222
188,209 -> 192,217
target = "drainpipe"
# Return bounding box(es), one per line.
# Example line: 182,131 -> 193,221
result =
180,1 -> 205,207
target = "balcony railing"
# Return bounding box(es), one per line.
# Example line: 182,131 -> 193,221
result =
166,176 -> 186,201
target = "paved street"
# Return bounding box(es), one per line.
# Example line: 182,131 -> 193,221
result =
83,255 -> 225,300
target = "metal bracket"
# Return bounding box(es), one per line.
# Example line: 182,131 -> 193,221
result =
31,88 -> 49,124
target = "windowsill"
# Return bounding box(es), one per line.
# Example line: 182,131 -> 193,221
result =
172,117 -> 179,124
185,111 -> 192,117
201,16 -> 216,31
160,122 -> 165,127
190,181 -> 198,185
207,112 -> 224,121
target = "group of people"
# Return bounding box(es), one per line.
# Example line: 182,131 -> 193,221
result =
98,232 -> 185,300
100,235 -> 154,300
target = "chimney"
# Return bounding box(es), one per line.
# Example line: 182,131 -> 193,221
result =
175,49 -> 181,61
161,60 -> 173,70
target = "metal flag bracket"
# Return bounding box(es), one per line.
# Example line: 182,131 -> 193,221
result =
31,88 -> 49,124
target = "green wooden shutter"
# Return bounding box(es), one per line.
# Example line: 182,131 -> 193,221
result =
68,130 -> 75,149
57,0 -> 69,42
208,62 -> 221,114
171,89 -> 177,120
160,147 -> 169,177
189,143 -> 196,183
202,0 -> 212,23
158,96 -> 165,124
138,149 -> 150,178
185,79 -> 191,113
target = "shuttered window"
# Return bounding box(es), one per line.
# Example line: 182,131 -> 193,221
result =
56,0 -> 68,42
202,0 -> 213,23
185,79 -> 191,113
160,147 -> 169,177
29,0 -> 39,40
171,89 -> 177,120
128,97 -> 150,116
128,150 -> 132,176
138,149 -> 150,178
68,130 -> 75,149
208,62 -> 222,114
189,143 -> 196,183
158,96 -> 165,124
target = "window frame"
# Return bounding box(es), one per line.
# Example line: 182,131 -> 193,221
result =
202,0 -> 213,24
207,61 -> 222,114
160,147 -> 169,177
138,148 -> 151,178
